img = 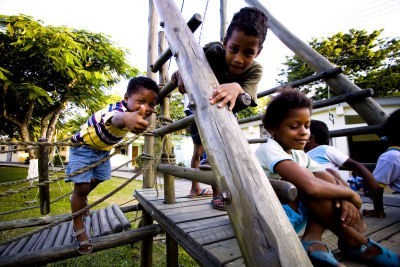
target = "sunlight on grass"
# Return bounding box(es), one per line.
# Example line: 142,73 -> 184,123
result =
0,167 -> 199,266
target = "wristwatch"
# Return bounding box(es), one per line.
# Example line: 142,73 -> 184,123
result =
239,92 -> 252,106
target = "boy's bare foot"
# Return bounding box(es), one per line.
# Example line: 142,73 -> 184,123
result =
362,209 -> 386,218
188,188 -> 213,198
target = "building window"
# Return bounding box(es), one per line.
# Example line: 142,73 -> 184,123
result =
344,115 -> 365,125
0,146 -> 5,152
175,145 -> 181,150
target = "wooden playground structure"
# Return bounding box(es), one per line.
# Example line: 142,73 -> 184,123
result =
0,0 -> 399,266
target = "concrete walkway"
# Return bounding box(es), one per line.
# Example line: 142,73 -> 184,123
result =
111,169 -> 211,192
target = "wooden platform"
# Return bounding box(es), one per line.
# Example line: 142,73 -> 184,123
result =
135,188 -> 400,266
0,204 -> 131,258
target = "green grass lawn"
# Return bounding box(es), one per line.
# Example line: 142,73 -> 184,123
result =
0,166 -> 199,266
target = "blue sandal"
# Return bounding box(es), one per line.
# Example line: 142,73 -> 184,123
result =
338,238 -> 399,267
301,240 -> 340,267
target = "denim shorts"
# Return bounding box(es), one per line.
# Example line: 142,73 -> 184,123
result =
184,109 -> 202,145
65,145 -> 111,183
282,202 -> 308,233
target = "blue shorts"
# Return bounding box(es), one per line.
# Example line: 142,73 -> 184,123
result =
65,145 -> 111,183
184,109 -> 202,145
282,202 -> 308,233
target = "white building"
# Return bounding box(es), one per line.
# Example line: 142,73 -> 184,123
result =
238,96 -> 400,179
2,97 -> 398,174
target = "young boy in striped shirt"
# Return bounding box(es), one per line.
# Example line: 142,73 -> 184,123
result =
66,76 -> 159,254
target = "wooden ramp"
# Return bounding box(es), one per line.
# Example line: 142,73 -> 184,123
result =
135,188 -> 400,266
0,204 -> 131,259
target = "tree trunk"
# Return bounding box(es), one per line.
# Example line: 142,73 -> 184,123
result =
20,123 -> 36,159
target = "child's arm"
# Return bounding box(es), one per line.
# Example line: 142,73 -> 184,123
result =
173,72 -> 251,112
342,158 -> 381,191
171,71 -> 186,95
275,159 -> 362,208
209,82 -> 246,111
315,170 -> 365,231
111,105 -> 150,134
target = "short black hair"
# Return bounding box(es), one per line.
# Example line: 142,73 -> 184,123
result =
382,108 -> 400,145
262,88 -> 312,131
310,120 -> 330,145
126,76 -> 159,96
225,7 -> 268,48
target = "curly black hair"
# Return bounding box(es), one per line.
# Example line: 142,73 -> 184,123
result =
126,76 -> 159,96
262,88 -> 312,132
310,120 -> 330,145
224,7 -> 268,48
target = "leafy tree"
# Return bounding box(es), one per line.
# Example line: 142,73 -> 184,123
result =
0,15 -> 138,158
278,29 -> 400,99
169,91 -> 185,121
237,96 -> 269,119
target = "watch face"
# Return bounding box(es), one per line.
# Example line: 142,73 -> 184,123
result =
242,92 -> 251,105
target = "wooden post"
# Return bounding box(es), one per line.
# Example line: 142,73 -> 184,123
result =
140,211 -> 154,267
245,0 -> 388,125
152,0 -> 311,266
140,1 -> 158,267
151,13 -> 203,73
158,31 -> 176,205
219,0 -> 227,41
158,30 -> 178,266
143,0 -> 158,189
38,138 -> 50,215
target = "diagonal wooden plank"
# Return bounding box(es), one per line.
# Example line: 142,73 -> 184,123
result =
176,215 -> 231,234
42,224 -> 61,249
149,197 -> 212,210
187,224 -> 236,247
203,238 -> 252,266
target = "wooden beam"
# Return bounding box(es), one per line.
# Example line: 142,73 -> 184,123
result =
238,89 -> 375,125
157,164 -> 297,204
219,0 -> 227,42
38,138 -> 50,215
152,1 -> 310,265
151,13 -> 203,73
257,67 -> 343,98
329,124 -> 381,138
141,1 -> 158,266
246,0 -> 388,125
0,225 -> 163,267
0,214 -> 70,231
153,114 -> 193,136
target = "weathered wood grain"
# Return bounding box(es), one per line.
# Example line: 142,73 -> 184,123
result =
111,204 -> 131,230
152,1 -> 309,265
98,208 -> 112,236
91,210 -> 101,238
105,205 -> 122,233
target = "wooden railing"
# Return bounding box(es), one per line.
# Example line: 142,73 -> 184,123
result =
142,0 -> 389,266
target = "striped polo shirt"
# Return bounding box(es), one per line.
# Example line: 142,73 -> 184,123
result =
71,100 -> 129,151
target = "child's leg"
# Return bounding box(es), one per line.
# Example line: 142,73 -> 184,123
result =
305,198 -> 395,263
363,186 -> 385,218
89,178 -> 103,192
302,218 -> 345,267
190,143 -> 205,195
302,219 -> 326,249
71,182 -> 92,253
189,144 -> 216,196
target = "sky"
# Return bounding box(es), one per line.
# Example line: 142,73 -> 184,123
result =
1,0 -> 399,96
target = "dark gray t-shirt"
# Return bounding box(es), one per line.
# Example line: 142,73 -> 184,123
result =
204,41 -> 263,107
